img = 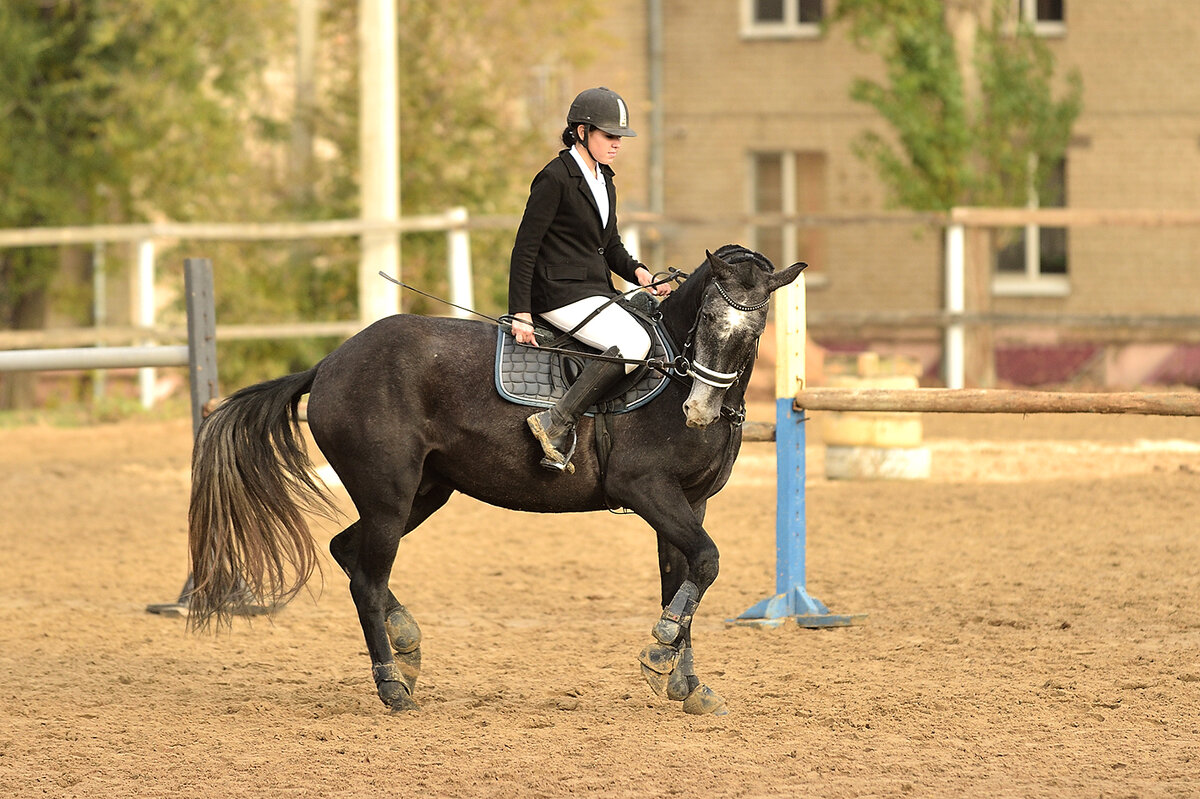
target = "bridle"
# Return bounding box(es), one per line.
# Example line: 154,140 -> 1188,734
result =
679,278 -> 770,400
712,279 -> 771,314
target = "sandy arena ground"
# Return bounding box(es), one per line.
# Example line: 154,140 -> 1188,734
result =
1,404 -> 1199,797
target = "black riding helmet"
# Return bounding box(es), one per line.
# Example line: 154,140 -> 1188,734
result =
567,87 -> 637,138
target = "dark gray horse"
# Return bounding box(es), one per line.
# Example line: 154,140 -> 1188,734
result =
187,245 -> 806,715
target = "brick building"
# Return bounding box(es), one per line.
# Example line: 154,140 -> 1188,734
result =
567,0 -> 1200,387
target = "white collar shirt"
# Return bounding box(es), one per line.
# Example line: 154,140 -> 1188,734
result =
570,145 -> 609,226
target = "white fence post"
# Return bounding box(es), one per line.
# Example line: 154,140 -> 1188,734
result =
617,222 -> 641,292
358,0 -> 401,324
136,238 -> 157,408
624,222 -> 641,262
447,207 -> 473,318
944,222 -> 965,390
92,241 -> 107,402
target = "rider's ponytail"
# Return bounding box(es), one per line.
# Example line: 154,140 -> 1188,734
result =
562,123 -> 597,148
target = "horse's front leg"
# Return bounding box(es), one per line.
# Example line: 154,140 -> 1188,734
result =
639,577 -> 728,716
629,494 -> 728,716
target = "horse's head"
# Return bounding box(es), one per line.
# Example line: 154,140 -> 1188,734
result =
680,247 -> 807,428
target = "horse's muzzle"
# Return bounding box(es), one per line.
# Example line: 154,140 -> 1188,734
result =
683,387 -> 722,428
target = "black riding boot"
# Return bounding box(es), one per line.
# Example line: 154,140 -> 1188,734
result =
527,346 -> 626,474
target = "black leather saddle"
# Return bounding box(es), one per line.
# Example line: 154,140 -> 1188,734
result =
494,298 -> 675,416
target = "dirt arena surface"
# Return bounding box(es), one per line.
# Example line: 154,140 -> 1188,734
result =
2,404 -> 1199,797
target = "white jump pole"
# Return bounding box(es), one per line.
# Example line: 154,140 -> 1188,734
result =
0,346 -> 187,371
730,272 -> 864,628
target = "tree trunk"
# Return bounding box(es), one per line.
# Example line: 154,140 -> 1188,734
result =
0,280 -> 45,410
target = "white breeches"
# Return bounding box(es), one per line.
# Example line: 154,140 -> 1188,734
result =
541,296 -> 651,374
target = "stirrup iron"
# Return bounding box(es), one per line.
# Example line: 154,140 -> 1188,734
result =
540,429 -> 577,473
527,413 -> 578,474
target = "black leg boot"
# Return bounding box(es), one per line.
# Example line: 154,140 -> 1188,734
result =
527,346 -> 626,474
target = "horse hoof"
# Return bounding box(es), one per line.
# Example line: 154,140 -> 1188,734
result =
394,650 -> 420,695
682,685 -> 728,716
665,668 -> 692,701
383,684 -> 420,713
641,664 -> 669,696
373,662 -> 419,711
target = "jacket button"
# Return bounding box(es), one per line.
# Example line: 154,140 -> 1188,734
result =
597,247 -> 605,255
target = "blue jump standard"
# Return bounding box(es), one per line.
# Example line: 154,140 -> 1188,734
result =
728,397 -> 866,629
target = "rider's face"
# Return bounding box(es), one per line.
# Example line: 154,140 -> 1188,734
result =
579,127 -> 622,166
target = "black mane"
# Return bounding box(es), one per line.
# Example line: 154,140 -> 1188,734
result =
658,245 -> 776,345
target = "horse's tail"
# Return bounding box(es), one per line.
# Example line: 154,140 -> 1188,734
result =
187,365 -> 338,630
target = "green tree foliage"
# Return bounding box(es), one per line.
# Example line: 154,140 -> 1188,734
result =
219,0 -> 602,383
1,1 -> 603,398
0,0 -> 284,242
0,0 -> 286,404
833,0 -> 1082,210
316,0 -> 601,315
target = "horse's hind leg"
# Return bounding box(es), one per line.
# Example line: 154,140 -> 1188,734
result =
330,522 -> 422,698
331,485 -> 453,711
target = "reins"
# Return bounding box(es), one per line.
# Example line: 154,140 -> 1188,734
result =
541,268 -> 687,348
382,268 -> 691,374
379,267 -> 764,421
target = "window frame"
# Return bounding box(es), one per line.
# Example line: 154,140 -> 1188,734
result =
1016,0 -> 1066,38
741,0 -> 824,41
746,149 -> 828,281
992,156 -> 1070,297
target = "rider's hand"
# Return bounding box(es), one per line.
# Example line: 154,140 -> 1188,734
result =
512,312 -> 537,346
637,266 -> 671,297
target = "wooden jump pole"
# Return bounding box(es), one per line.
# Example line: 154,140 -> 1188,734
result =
795,388 -> 1200,416
729,246 -> 1200,630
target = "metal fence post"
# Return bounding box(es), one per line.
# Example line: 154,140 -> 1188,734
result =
730,272 -> 864,628
184,258 -> 219,438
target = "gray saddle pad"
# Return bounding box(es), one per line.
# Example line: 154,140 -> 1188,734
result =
494,319 -> 674,415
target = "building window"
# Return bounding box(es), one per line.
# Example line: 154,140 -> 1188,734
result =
1015,0 -> 1065,36
994,158 -> 1068,296
748,151 -> 827,273
742,0 -> 824,39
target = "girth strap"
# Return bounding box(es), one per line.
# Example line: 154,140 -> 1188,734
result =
592,411 -> 623,511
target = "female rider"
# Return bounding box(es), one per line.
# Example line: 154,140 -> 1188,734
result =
508,87 -> 670,474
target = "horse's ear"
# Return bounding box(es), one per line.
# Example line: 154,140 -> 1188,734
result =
704,249 -> 725,271
767,261 -> 808,292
